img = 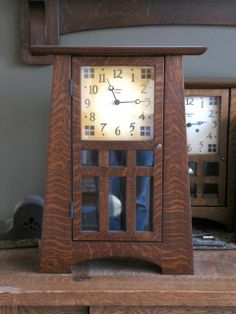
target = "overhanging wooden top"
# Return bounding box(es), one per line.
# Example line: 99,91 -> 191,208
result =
30,46 -> 207,57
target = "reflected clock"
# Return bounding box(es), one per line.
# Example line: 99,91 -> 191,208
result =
185,89 -> 229,217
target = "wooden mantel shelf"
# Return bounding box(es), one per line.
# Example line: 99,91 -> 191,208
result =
0,248 -> 236,310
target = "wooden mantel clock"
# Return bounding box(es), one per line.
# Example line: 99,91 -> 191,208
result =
32,46 -> 206,274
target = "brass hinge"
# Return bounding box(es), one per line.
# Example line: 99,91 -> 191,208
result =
69,201 -> 74,219
69,79 -> 74,96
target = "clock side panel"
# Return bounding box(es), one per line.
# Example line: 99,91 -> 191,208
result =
71,56 -> 164,242
40,55 -> 73,273
161,56 -> 193,274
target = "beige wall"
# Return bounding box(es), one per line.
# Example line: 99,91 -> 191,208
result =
1,0 -> 236,222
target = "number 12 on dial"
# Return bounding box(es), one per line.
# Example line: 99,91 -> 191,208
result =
80,66 -> 155,141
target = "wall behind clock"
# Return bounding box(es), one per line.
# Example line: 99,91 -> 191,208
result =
1,0 -> 236,224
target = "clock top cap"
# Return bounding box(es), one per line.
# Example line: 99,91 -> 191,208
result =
30,45 -> 207,56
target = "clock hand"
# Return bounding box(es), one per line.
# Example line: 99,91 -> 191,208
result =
186,121 -> 207,127
196,121 -> 207,125
119,99 -> 149,105
107,79 -> 120,105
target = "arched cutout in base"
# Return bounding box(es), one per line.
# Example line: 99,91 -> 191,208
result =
72,256 -> 162,278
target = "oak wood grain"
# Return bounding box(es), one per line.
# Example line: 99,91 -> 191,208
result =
161,56 -> 193,274
20,0 -> 236,64
18,307 -> 87,314
185,80 -> 236,89
1,249 -> 236,307
59,0 -> 236,33
30,46 -> 207,57
40,55 -> 73,273
20,0 -> 59,64
0,307 -> 18,314
89,306 -> 236,314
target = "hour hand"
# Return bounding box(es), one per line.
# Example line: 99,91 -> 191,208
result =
107,79 -> 120,105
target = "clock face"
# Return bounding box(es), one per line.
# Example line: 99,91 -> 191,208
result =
185,96 -> 219,154
80,66 -> 155,141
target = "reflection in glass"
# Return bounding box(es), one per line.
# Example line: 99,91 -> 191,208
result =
81,176 -> 99,231
204,162 -> 219,176
188,162 -> 197,176
137,151 -> 154,167
81,150 -> 98,166
203,183 -> 218,198
109,177 -> 126,231
190,183 -> 197,198
109,151 -> 127,166
136,176 -> 153,231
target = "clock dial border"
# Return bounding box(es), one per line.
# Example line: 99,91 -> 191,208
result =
80,65 -> 155,142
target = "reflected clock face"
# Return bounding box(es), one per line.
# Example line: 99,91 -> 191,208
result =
80,66 -> 155,141
185,96 -> 219,154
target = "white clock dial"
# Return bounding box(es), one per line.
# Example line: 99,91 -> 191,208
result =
80,66 -> 155,141
185,96 -> 219,154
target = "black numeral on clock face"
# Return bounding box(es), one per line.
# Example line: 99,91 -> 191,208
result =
89,112 -> 96,122
199,141 -> 204,152
99,73 -> 106,83
100,123 -> 107,135
208,110 -> 214,118
113,69 -> 123,79
129,122 -> 135,135
89,85 -> 98,94
85,99 -> 91,108
115,126 -> 121,136
141,84 -> 147,94
185,97 -> 194,106
187,144 -> 192,152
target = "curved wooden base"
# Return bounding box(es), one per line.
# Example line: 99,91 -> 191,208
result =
41,241 -> 193,275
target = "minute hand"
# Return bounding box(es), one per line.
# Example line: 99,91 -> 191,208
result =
186,121 -> 207,127
119,99 -> 146,104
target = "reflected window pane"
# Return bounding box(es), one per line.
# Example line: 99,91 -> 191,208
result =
81,176 -> 99,231
203,184 -> 218,198
189,162 -> 197,176
190,183 -> 196,198
81,150 -> 98,166
109,177 -> 126,231
136,176 -> 153,231
109,151 -> 127,166
204,162 -> 219,176
137,151 -> 154,167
